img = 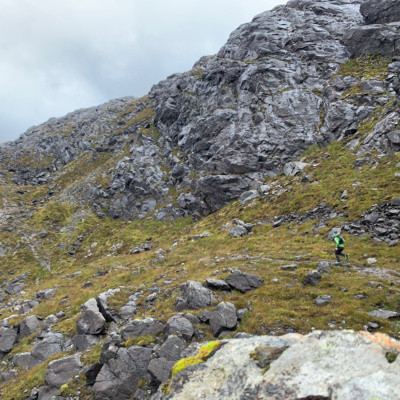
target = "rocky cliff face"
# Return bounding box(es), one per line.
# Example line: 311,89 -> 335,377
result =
1,0 -> 399,221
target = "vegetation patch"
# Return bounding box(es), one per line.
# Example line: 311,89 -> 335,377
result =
163,341 -> 225,394
335,55 -> 390,80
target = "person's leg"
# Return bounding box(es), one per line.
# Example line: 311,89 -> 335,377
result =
335,248 -> 341,262
337,248 -> 346,260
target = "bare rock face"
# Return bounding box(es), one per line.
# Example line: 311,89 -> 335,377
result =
158,331 -> 400,400
148,335 -> 186,384
361,0 -> 400,24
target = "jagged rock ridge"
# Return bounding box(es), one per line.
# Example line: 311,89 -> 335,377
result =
0,0 -> 399,222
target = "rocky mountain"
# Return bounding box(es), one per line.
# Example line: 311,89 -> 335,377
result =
0,0 -> 399,399
1,0 -> 399,222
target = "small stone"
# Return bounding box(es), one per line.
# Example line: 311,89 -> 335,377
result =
367,258 -> 377,265
368,322 -> 379,329
281,264 -> 298,271
353,294 -> 367,300
367,309 -> 398,319
303,270 -> 322,286
81,281 -> 93,288
315,295 -> 333,306
367,281 -> 378,288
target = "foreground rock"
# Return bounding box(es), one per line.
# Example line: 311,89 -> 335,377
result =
156,330 -> 400,400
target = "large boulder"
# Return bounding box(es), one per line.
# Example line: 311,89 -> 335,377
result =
174,281 -> 215,311
0,327 -> 17,353
13,351 -> 39,368
45,354 -> 82,389
19,315 -> 41,339
163,331 -> 400,399
93,346 -> 152,400
225,270 -> 264,293
120,318 -> 164,342
76,298 -> 106,335
31,332 -> 64,362
148,335 -> 186,383
209,302 -> 238,337
96,289 -> 123,323
164,315 -> 194,342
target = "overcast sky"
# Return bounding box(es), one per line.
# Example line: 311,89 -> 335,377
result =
0,0 -> 284,143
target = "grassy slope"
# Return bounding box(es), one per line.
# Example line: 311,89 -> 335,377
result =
0,142 -> 399,399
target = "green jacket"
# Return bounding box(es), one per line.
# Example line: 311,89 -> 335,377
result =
334,235 -> 345,248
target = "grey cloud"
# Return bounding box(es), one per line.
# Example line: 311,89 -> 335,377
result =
0,0 -> 283,143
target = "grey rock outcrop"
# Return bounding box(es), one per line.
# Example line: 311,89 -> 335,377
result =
45,354 -> 82,389
35,289 -> 56,300
31,332 -> 64,363
76,298 -> 106,335
283,162 -> 309,177
174,281 -> 215,311
2,0 -> 396,221
158,330 -> 400,400
93,345 -> 152,400
209,302 -> 238,337
225,270 -> 264,292
367,309 -> 398,319
205,279 -> 231,291
148,335 -> 186,383
19,315 -> 41,339
361,0 -> 400,24
120,318 -> 164,341
0,326 -> 17,353
164,315 -> 194,342
96,289 -> 123,323
315,295 -> 333,306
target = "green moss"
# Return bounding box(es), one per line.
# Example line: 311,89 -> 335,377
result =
163,341 -> 225,394
312,88 -> 323,97
340,84 -> 368,100
124,334 -> 156,347
386,352 -> 398,363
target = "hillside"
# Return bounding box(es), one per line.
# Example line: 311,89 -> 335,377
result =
0,0 -> 399,399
